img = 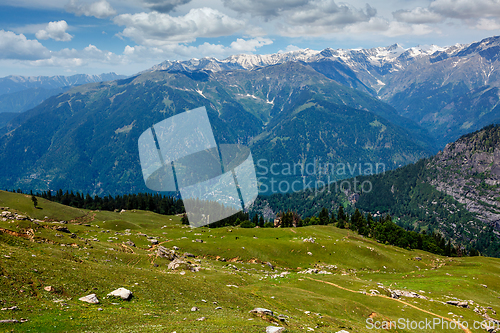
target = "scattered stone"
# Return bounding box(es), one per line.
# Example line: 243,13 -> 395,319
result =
55,226 -> 70,233
390,290 -> 426,299
277,314 -> 287,322
173,246 -> 179,250
266,326 -> 286,333
168,258 -> 191,270
149,239 -> 159,245
307,252 -> 313,256
79,294 -> 99,304
271,272 -> 290,279
303,237 -> 315,243
1,306 -> 18,311
191,307 -> 199,312
196,317 -> 206,321
157,246 -> 177,260
298,268 -> 332,275
250,308 -> 273,316
336,331 -> 350,333
184,252 -> 195,258
194,239 -> 204,243
266,262 -> 274,270
414,257 -> 422,261
0,319 -> 28,323
97,308 -> 103,311
215,306 -> 222,310
458,301 -> 469,308
481,284 -> 488,288
44,286 -> 55,292
124,241 -> 136,247
107,288 -> 132,300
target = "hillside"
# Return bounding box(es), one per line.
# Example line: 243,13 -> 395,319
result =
0,62 -> 432,195
253,125 -> 500,257
1,190 -> 500,332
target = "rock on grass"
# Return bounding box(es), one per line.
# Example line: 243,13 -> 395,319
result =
107,288 -> 132,300
79,294 -> 99,304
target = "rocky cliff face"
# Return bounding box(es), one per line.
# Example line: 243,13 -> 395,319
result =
426,125 -> 500,232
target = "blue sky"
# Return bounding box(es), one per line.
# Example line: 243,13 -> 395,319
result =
1,0 -> 500,77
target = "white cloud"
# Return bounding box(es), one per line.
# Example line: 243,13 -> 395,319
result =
277,44 -> 302,53
271,0 -> 377,36
222,0 -> 309,18
122,37 -> 273,60
393,7 -> 444,24
286,1 -> 376,26
345,17 -> 435,37
0,30 -> 50,60
28,43 -> 125,68
230,37 -> 272,52
476,18 -> 500,30
65,0 -> 116,18
113,7 -> 246,46
141,0 -> 192,13
24,34 -> 272,73
35,21 -> 73,42
429,0 -> 500,19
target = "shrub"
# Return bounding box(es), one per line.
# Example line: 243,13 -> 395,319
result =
240,220 -> 255,228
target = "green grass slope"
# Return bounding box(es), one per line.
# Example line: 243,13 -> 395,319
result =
1,190 -> 499,332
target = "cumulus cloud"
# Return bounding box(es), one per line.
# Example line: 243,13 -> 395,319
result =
223,0 -> 309,18
35,21 -> 73,42
113,8 -> 246,46
65,0 -> 116,18
229,37 -> 273,52
476,17 -> 500,29
29,43 -> 124,68
345,17 -> 434,37
223,0 -> 377,30
25,35 -> 272,72
278,45 -> 301,53
141,0 -> 192,13
393,7 -> 444,24
0,30 -> 50,60
394,0 -> 500,27
286,1 -> 376,26
429,0 -> 500,19
278,1 -> 377,36
122,37 -> 273,60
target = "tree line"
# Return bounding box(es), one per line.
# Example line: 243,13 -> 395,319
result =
272,206 -> 480,257
10,188 -> 479,257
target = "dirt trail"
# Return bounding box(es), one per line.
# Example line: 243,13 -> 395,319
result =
306,277 -> 472,333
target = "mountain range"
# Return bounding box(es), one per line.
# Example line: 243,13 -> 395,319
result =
1,35 -> 500,199
152,35 -> 500,146
0,61 -> 431,195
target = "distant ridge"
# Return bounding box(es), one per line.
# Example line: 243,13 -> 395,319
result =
0,72 -> 127,96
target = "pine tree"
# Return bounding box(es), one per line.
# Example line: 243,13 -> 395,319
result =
318,207 -> 329,225
31,195 -> 38,208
